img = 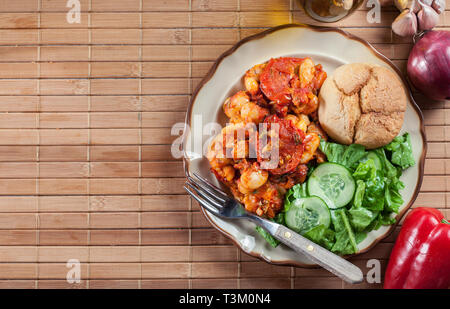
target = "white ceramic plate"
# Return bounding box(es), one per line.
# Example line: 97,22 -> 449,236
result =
183,24 -> 426,267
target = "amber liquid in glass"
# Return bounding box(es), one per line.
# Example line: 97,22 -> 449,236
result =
299,0 -> 362,23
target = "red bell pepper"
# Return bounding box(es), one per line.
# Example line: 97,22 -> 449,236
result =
384,207 -> 450,289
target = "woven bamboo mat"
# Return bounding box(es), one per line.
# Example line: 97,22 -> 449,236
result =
0,0 -> 447,289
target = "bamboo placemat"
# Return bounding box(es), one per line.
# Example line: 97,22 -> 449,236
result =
0,0 -> 447,289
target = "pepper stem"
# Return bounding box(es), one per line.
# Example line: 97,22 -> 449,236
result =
442,218 -> 450,225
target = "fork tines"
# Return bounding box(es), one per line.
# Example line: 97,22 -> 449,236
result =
184,185 -> 221,216
184,173 -> 228,216
192,173 -> 229,200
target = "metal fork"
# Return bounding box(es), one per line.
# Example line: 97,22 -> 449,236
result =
184,173 -> 364,284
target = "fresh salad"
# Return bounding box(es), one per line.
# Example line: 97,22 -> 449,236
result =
256,132 -> 415,255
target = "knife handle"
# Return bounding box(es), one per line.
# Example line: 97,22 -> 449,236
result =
274,224 -> 364,284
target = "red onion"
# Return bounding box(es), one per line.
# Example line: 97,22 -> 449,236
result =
407,30 -> 450,100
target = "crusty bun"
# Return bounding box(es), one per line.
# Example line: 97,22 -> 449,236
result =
318,63 -> 406,149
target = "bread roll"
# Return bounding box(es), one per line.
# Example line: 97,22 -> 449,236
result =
318,63 -> 406,149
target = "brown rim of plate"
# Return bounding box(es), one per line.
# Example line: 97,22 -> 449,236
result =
182,23 -> 427,268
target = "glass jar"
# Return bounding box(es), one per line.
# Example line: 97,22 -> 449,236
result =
298,0 -> 364,22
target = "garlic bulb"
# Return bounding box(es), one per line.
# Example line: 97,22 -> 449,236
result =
395,0 -> 421,12
392,9 -> 418,37
391,0 -> 443,36
420,0 -> 433,6
417,3 -> 440,30
431,0 -> 446,14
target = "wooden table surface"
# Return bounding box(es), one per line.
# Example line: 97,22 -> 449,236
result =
0,0 -> 447,289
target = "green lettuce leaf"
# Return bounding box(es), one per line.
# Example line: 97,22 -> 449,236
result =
372,148 -> 399,179
353,160 -> 385,211
348,180 -> 379,232
319,140 -> 367,171
364,172 -> 386,211
319,140 -> 346,165
365,211 -> 396,231
352,179 -> 366,208
348,207 -> 379,232
255,226 -> 279,248
273,212 -> 285,225
353,158 -> 376,180
384,133 -> 415,170
331,209 -> 358,255
384,177 -> 405,213
379,212 -> 396,226
284,182 -> 308,212
372,148 -> 405,213
342,144 -> 367,171
306,161 -> 317,177
355,231 -> 368,244
304,224 -> 335,251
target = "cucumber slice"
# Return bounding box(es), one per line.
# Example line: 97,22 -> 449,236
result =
366,151 -> 382,170
307,162 -> 356,209
285,196 -> 331,235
